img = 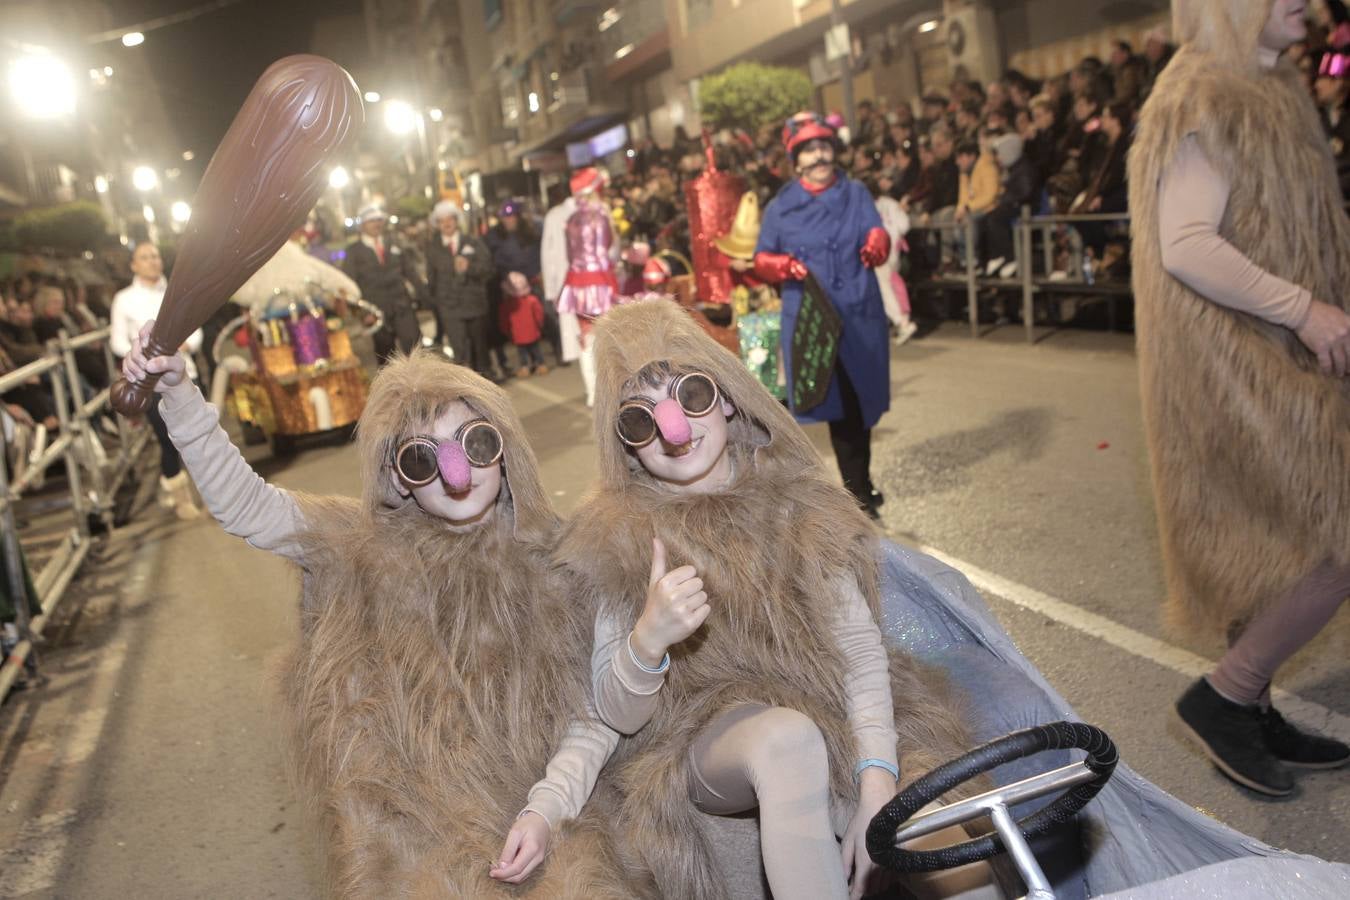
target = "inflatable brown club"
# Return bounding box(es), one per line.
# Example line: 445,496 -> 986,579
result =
110,54 -> 363,416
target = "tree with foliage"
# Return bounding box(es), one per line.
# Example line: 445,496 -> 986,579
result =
698,62 -> 813,133
12,202 -> 108,253
393,194 -> 433,222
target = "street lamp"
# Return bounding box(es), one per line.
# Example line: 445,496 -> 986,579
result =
328,166 -> 350,189
364,90 -> 381,103
171,201 -> 191,224
132,166 -> 159,192
383,99 -> 418,135
122,32 -> 145,47
9,52 -> 76,119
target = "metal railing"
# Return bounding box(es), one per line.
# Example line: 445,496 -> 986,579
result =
906,209 -> 1134,344
0,326 -> 150,699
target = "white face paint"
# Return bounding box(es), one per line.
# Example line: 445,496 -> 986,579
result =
395,400 -> 503,529
1260,0 -> 1308,54
629,377 -> 737,493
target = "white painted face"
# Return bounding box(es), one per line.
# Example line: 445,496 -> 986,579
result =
1260,0 -> 1308,53
394,400 -> 503,528
628,376 -> 736,493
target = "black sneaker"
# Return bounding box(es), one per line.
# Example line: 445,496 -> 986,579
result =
1260,707 -> 1350,770
1175,679 -> 1295,797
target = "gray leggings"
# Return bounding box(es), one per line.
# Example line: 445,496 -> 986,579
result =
1209,561 -> 1350,706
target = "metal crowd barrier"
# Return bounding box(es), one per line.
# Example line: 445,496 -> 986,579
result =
0,326 -> 150,699
906,210 -> 1134,344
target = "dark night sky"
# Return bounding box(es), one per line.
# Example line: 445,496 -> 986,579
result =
105,0 -> 364,178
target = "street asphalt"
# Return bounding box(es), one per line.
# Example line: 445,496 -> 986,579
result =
0,321 -> 1345,898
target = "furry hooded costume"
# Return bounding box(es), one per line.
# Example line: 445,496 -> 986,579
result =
1127,0 -> 1350,637
555,301 -> 977,899
276,353 -> 647,899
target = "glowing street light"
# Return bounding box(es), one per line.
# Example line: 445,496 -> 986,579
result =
918,20 -> 940,33
171,201 -> 191,224
428,107 -> 443,122
94,175 -> 109,193
364,90 -> 381,103
383,99 -> 418,135
9,52 -> 76,119
328,166 -> 350,189
132,166 -> 158,192
142,204 -> 156,223
122,32 -> 145,47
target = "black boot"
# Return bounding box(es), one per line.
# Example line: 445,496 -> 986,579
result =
1260,707 -> 1350,770
1175,679 -> 1294,797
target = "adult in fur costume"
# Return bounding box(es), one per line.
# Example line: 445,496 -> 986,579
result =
1128,0 -> 1350,798
121,330 -> 649,899
556,300 -> 988,900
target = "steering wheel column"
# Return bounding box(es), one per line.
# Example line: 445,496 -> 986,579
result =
867,722 -> 1118,900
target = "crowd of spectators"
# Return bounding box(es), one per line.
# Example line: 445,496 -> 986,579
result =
588,11 -> 1349,291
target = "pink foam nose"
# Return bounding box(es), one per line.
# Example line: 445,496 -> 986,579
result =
437,441 -> 472,492
653,397 -> 692,445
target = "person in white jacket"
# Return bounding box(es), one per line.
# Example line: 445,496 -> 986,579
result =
108,241 -> 203,518
540,193 -> 580,368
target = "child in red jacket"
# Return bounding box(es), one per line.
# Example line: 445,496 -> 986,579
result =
499,271 -> 549,377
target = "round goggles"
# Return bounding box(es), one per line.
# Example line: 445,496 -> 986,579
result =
394,419 -> 504,486
615,372 -> 720,448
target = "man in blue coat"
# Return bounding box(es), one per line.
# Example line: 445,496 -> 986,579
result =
754,111 -> 893,518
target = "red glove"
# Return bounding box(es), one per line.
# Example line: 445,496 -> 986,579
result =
753,251 -> 809,283
860,227 -> 891,269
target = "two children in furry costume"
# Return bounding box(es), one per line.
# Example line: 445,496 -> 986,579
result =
124,299 -> 987,898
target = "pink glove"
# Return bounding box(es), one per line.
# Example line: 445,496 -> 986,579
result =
860,227 -> 891,269
753,251 -> 808,283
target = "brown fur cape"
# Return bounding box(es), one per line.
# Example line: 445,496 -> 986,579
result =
555,301 -> 977,899
276,353 -> 647,898
1127,0 -> 1350,637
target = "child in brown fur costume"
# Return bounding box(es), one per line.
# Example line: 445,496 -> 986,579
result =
555,300 -> 992,900
121,325 -> 650,899
1128,0 -> 1350,798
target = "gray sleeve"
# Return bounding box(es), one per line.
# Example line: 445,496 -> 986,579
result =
591,608 -> 667,735
158,380 -> 307,562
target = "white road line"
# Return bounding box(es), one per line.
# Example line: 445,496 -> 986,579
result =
919,544 -> 1350,742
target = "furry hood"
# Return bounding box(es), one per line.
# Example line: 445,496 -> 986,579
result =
591,299 -> 823,489
1175,0 -> 1274,69
353,350 -> 555,544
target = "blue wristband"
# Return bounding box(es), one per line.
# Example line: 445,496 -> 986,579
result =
627,633 -> 670,674
854,758 -> 900,781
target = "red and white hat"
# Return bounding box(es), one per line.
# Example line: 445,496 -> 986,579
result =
642,257 -> 672,287
782,111 -> 837,159
569,167 -> 607,197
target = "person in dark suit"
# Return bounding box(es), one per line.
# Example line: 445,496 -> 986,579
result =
426,200 -> 495,378
342,205 -> 426,365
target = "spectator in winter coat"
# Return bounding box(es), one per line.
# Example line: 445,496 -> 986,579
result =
497,272 -> 548,377
485,200 -> 541,377
980,133 -> 1038,276
427,201 -> 495,379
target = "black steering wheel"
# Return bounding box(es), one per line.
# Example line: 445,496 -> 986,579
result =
866,721 -> 1118,873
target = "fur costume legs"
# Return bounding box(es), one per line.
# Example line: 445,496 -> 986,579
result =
688,704 -> 849,900
1208,561 -> 1350,706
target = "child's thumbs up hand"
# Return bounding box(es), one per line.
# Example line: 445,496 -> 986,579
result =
631,538 -> 710,667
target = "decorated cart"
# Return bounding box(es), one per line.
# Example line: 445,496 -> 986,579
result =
210,240 -> 382,454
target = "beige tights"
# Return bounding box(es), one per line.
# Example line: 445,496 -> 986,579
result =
689,704 -> 849,900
